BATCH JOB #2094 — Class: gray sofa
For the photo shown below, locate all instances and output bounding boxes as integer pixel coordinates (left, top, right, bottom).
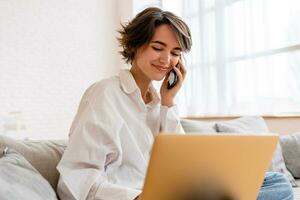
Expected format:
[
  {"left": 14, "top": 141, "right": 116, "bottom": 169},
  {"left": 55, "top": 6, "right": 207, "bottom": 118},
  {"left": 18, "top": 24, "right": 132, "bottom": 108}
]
[
  {"left": 1, "top": 116, "right": 300, "bottom": 199},
  {"left": 0, "top": 135, "right": 66, "bottom": 191}
]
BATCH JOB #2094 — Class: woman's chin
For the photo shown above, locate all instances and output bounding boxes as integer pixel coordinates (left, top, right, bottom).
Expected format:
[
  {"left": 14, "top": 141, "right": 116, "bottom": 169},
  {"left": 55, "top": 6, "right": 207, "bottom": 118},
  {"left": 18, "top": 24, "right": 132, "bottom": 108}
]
[{"left": 151, "top": 74, "right": 165, "bottom": 81}]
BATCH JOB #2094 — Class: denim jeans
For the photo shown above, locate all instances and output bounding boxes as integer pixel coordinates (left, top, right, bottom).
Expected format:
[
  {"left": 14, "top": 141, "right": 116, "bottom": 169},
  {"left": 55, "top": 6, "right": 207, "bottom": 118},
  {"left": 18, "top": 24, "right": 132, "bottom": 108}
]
[{"left": 257, "top": 172, "right": 294, "bottom": 200}]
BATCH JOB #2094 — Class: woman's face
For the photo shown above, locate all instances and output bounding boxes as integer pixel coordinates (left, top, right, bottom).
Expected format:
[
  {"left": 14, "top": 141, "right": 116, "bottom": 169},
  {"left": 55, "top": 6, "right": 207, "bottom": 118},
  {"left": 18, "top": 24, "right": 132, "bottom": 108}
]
[{"left": 134, "top": 24, "right": 182, "bottom": 81}]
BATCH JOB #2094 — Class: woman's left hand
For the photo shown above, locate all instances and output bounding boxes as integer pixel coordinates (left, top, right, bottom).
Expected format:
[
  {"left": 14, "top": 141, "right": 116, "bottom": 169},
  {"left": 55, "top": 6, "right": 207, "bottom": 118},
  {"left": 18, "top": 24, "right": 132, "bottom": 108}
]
[{"left": 160, "top": 58, "right": 187, "bottom": 107}]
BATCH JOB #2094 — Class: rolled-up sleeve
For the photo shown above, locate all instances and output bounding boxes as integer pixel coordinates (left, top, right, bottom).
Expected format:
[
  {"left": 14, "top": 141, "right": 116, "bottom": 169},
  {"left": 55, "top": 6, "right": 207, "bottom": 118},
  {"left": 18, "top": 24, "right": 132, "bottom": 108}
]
[
  {"left": 160, "top": 105, "right": 184, "bottom": 133},
  {"left": 57, "top": 100, "right": 140, "bottom": 200}
]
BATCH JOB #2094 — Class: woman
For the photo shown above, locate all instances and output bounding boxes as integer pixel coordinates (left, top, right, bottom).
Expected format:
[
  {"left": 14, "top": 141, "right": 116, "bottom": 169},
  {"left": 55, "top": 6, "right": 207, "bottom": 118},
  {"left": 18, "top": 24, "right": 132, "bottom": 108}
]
[{"left": 57, "top": 7, "right": 293, "bottom": 200}]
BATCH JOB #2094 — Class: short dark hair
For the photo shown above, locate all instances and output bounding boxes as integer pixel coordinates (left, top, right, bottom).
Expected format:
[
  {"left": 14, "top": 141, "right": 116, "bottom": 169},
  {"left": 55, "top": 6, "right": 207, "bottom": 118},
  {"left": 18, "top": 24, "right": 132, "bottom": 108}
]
[{"left": 118, "top": 7, "right": 192, "bottom": 64}]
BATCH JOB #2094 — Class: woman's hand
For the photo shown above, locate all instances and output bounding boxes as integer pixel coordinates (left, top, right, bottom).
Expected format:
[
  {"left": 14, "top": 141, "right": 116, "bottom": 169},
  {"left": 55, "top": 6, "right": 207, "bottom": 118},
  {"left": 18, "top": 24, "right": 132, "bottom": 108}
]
[{"left": 160, "top": 58, "right": 187, "bottom": 107}]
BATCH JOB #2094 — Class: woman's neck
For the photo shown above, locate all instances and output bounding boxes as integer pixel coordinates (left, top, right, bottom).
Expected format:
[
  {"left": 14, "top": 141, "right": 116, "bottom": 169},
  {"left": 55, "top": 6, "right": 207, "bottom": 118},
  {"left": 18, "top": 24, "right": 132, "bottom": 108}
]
[{"left": 130, "top": 65, "right": 152, "bottom": 104}]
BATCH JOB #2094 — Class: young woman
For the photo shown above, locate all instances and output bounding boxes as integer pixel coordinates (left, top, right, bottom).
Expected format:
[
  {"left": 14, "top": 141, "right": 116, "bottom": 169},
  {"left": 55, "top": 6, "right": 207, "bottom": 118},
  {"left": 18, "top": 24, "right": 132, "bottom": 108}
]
[{"left": 57, "top": 7, "right": 293, "bottom": 200}]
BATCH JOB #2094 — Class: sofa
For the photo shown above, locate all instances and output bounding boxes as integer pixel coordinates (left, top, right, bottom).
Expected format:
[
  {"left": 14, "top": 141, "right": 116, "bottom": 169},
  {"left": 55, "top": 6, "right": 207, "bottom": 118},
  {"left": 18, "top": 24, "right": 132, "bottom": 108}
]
[{"left": 1, "top": 116, "right": 300, "bottom": 199}]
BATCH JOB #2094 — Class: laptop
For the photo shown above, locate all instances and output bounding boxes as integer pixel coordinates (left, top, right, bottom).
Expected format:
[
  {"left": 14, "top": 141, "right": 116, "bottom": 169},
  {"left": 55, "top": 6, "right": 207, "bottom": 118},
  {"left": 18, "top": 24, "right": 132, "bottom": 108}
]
[{"left": 140, "top": 134, "right": 278, "bottom": 200}]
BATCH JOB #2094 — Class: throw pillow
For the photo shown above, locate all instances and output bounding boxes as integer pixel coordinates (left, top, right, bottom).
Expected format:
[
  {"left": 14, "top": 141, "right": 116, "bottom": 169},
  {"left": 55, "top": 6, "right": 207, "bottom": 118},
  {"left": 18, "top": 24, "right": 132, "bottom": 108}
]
[
  {"left": 181, "top": 119, "right": 217, "bottom": 134},
  {"left": 215, "top": 116, "right": 297, "bottom": 187},
  {"left": 0, "top": 135, "right": 67, "bottom": 189},
  {"left": 214, "top": 116, "right": 269, "bottom": 133},
  {"left": 0, "top": 147, "right": 58, "bottom": 200},
  {"left": 280, "top": 132, "right": 300, "bottom": 178}
]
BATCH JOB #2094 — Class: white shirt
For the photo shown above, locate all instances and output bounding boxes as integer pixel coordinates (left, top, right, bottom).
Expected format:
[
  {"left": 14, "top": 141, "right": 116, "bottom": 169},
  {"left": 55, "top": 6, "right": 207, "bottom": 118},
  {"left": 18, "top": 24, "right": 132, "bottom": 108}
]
[{"left": 57, "top": 69, "right": 184, "bottom": 200}]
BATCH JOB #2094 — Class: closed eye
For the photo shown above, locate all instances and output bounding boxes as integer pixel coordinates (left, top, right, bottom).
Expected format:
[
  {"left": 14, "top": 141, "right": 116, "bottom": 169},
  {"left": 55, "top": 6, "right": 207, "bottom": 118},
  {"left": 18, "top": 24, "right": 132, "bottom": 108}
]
[
  {"left": 152, "top": 46, "right": 162, "bottom": 51},
  {"left": 152, "top": 45, "right": 181, "bottom": 57},
  {"left": 171, "top": 52, "right": 180, "bottom": 57}
]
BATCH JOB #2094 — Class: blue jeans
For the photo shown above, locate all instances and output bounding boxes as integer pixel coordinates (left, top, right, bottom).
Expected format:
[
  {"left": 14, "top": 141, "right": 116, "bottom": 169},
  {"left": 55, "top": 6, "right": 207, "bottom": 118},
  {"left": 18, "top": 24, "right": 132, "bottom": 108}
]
[{"left": 257, "top": 172, "right": 294, "bottom": 200}]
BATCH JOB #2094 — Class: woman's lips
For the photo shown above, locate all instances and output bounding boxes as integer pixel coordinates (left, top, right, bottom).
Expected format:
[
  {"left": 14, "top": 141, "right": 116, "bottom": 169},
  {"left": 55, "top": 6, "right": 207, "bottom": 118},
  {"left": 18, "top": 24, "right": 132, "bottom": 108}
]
[{"left": 152, "top": 64, "right": 169, "bottom": 73}]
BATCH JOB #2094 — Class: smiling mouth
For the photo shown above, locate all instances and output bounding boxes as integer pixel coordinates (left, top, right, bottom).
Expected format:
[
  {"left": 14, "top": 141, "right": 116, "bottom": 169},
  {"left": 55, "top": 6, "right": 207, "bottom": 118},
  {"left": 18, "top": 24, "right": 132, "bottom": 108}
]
[{"left": 152, "top": 64, "right": 169, "bottom": 72}]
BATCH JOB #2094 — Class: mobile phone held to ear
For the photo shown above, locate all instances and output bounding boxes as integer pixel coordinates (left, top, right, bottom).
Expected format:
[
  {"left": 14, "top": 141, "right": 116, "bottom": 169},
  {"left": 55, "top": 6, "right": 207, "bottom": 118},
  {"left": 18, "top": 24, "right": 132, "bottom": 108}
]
[{"left": 167, "top": 63, "right": 179, "bottom": 89}]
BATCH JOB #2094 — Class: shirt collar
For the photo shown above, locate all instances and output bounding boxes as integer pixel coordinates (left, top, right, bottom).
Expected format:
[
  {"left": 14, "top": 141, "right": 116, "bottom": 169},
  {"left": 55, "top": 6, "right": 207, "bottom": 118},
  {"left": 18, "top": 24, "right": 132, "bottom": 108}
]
[
  {"left": 119, "top": 69, "right": 139, "bottom": 94},
  {"left": 148, "top": 84, "right": 160, "bottom": 105},
  {"left": 119, "top": 69, "right": 160, "bottom": 105}
]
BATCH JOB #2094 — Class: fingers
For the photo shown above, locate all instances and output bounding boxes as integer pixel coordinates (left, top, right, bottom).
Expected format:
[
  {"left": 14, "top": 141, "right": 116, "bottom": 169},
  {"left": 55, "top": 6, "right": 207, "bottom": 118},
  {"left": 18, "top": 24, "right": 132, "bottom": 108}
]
[
  {"left": 171, "top": 68, "right": 183, "bottom": 91},
  {"left": 173, "top": 58, "right": 187, "bottom": 84},
  {"left": 180, "top": 61, "right": 187, "bottom": 80},
  {"left": 173, "top": 66, "right": 183, "bottom": 83}
]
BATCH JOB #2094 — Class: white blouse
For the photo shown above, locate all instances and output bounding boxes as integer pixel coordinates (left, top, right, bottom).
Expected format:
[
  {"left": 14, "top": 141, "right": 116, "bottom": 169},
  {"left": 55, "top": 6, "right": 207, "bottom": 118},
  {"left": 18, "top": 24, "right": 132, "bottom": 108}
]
[{"left": 57, "top": 69, "right": 184, "bottom": 200}]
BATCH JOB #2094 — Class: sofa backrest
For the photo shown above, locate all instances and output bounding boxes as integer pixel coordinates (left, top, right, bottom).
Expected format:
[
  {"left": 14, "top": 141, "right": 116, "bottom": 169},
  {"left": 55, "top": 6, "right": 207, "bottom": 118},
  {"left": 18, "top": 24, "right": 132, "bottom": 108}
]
[{"left": 184, "top": 116, "right": 300, "bottom": 135}]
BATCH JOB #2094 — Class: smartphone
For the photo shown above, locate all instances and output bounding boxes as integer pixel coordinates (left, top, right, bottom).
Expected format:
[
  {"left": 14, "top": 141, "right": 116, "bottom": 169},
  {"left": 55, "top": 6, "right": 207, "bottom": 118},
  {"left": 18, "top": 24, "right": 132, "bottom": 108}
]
[{"left": 167, "top": 63, "right": 179, "bottom": 89}]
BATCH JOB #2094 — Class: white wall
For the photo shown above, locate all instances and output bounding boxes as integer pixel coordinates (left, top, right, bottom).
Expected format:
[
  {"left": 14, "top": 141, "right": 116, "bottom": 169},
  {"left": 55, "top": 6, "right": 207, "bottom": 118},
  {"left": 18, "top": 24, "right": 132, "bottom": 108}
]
[{"left": 0, "top": 0, "right": 128, "bottom": 139}]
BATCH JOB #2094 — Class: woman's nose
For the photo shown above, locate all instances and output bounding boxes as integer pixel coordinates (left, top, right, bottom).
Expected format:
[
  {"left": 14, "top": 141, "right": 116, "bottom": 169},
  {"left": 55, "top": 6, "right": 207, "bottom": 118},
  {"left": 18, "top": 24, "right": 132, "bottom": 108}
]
[{"left": 159, "top": 52, "right": 171, "bottom": 65}]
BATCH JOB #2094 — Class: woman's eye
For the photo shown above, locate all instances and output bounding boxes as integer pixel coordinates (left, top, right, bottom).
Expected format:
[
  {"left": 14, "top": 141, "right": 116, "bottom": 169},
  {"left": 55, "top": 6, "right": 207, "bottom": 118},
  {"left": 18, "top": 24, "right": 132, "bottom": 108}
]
[
  {"left": 171, "top": 52, "right": 180, "bottom": 57},
  {"left": 152, "top": 46, "right": 162, "bottom": 51}
]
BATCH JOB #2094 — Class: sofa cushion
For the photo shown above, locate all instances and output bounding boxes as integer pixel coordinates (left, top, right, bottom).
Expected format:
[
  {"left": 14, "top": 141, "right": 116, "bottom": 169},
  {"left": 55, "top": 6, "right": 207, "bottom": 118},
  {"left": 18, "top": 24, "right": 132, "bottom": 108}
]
[
  {"left": 280, "top": 132, "right": 300, "bottom": 178},
  {"left": 0, "top": 135, "right": 67, "bottom": 189},
  {"left": 0, "top": 148, "right": 58, "bottom": 200},
  {"left": 215, "top": 116, "right": 297, "bottom": 187},
  {"left": 181, "top": 119, "right": 217, "bottom": 134}
]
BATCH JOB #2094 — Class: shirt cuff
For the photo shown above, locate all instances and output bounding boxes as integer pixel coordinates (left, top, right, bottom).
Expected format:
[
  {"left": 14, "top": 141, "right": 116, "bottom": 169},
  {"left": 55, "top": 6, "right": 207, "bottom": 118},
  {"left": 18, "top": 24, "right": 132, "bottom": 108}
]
[{"left": 160, "top": 105, "right": 185, "bottom": 133}]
